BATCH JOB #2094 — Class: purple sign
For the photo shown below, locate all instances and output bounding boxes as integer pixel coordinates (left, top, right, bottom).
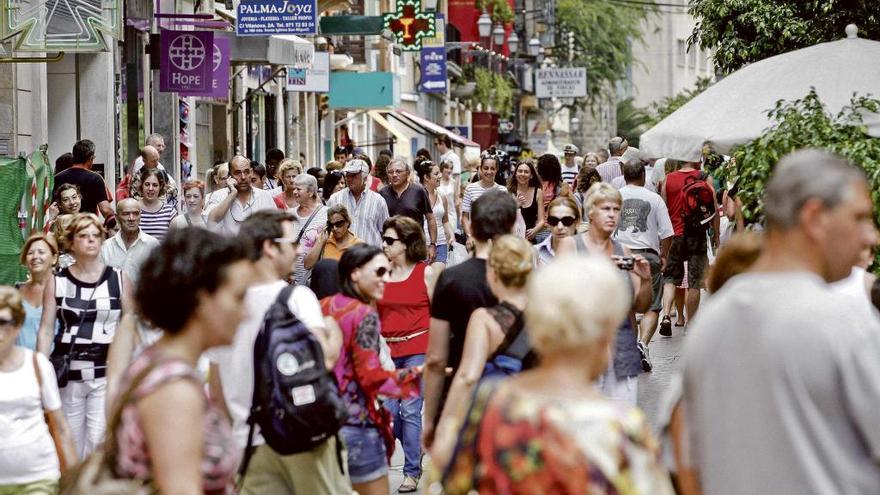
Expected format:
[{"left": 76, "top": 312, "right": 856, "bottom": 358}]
[
  {"left": 160, "top": 30, "right": 214, "bottom": 93},
  {"left": 179, "top": 37, "right": 231, "bottom": 99}
]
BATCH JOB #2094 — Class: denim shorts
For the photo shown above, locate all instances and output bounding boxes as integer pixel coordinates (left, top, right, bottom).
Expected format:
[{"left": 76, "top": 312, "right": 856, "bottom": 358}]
[
  {"left": 340, "top": 425, "right": 388, "bottom": 484},
  {"left": 434, "top": 243, "right": 449, "bottom": 264}
]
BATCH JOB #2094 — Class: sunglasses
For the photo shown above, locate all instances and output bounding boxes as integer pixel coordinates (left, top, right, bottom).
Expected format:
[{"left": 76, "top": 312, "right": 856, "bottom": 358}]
[
  {"left": 547, "top": 216, "right": 577, "bottom": 227},
  {"left": 374, "top": 267, "right": 391, "bottom": 277},
  {"left": 382, "top": 236, "right": 401, "bottom": 246},
  {"left": 328, "top": 219, "right": 347, "bottom": 229},
  {"left": 0, "top": 318, "right": 15, "bottom": 327}
]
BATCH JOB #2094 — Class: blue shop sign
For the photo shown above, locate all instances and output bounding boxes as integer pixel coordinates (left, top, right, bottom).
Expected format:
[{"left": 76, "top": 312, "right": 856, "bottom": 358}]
[
  {"left": 236, "top": 0, "right": 317, "bottom": 36},
  {"left": 419, "top": 46, "right": 447, "bottom": 93}
]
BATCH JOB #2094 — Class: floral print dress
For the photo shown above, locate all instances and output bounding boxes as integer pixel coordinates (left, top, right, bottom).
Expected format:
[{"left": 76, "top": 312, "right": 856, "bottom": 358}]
[
  {"left": 321, "top": 294, "right": 420, "bottom": 460},
  {"left": 441, "top": 380, "right": 675, "bottom": 495}
]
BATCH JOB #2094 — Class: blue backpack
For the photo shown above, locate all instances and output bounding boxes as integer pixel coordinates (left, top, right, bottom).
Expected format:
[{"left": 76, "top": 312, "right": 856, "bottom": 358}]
[{"left": 239, "top": 285, "right": 346, "bottom": 477}]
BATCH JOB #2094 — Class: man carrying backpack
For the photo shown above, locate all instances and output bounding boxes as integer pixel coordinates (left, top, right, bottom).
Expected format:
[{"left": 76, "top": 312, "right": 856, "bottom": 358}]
[
  {"left": 658, "top": 160, "right": 719, "bottom": 336},
  {"left": 207, "top": 210, "right": 351, "bottom": 494}
]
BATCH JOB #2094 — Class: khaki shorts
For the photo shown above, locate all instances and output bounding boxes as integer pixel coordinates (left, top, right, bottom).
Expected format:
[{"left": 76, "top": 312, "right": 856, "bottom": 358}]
[{"left": 238, "top": 439, "right": 352, "bottom": 495}]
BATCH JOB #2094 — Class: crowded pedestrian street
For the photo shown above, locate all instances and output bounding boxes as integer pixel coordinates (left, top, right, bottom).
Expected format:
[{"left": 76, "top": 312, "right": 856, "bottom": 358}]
[{"left": 3, "top": 1, "right": 880, "bottom": 494}]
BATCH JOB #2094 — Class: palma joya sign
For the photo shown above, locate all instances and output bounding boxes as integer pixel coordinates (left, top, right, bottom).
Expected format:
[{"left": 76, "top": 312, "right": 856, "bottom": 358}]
[{"left": 535, "top": 67, "right": 587, "bottom": 99}]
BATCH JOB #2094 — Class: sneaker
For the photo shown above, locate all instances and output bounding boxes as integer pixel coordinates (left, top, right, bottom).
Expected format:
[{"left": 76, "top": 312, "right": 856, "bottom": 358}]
[
  {"left": 659, "top": 316, "right": 672, "bottom": 337},
  {"left": 638, "top": 342, "right": 652, "bottom": 372},
  {"left": 399, "top": 475, "right": 420, "bottom": 493}
]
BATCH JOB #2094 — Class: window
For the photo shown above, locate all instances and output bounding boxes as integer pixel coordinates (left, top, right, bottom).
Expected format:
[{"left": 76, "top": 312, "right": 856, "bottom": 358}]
[
  {"left": 688, "top": 45, "right": 697, "bottom": 69},
  {"left": 676, "top": 39, "right": 686, "bottom": 67}
]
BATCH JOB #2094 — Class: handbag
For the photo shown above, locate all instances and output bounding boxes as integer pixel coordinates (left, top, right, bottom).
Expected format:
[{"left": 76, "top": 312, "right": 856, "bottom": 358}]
[
  {"left": 32, "top": 352, "right": 71, "bottom": 471},
  {"left": 51, "top": 285, "right": 96, "bottom": 389},
  {"left": 58, "top": 357, "right": 166, "bottom": 495}
]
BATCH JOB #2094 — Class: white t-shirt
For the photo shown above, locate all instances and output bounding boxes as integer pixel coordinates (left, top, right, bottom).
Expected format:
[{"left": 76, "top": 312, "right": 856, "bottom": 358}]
[
  {"left": 830, "top": 266, "right": 877, "bottom": 321},
  {"left": 207, "top": 282, "right": 326, "bottom": 448},
  {"left": 204, "top": 187, "right": 277, "bottom": 236},
  {"left": 461, "top": 182, "right": 507, "bottom": 214},
  {"left": 440, "top": 149, "right": 462, "bottom": 175},
  {"left": 615, "top": 185, "right": 674, "bottom": 253},
  {"left": 0, "top": 349, "right": 62, "bottom": 484}
]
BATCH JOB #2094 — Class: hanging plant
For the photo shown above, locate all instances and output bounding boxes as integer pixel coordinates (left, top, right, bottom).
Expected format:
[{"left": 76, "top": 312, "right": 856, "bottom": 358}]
[
  {"left": 475, "top": 0, "right": 514, "bottom": 24},
  {"left": 492, "top": 73, "right": 514, "bottom": 117},
  {"left": 473, "top": 67, "right": 494, "bottom": 111}
]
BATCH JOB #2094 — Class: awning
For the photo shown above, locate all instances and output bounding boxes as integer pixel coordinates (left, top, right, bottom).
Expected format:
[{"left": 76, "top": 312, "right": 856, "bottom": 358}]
[
  {"left": 212, "top": 6, "right": 314, "bottom": 68},
  {"left": 390, "top": 108, "right": 480, "bottom": 148},
  {"left": 368, "top": 111, "right": 417, "bottom": 161}
]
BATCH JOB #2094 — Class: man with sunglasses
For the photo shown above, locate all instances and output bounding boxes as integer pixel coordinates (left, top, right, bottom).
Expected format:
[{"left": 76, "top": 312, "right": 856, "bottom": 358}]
[
  {"left": 327, "top": 159, "right": 389, "bottom": 247},
  {"left": 207, "top": 210, "right": 349, "bottom": 495}
]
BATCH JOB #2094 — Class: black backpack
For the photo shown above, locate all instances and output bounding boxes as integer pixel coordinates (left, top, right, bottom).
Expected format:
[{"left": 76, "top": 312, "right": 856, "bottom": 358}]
[
  {"left": 239, "top": 285, "right": 346, "bottom": 477},
  {"left": 681, "top": 171, "right": 716, "bottom": 231}
]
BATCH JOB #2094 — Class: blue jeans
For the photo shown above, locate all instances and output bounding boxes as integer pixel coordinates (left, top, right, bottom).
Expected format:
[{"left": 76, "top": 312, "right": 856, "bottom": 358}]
[{"left": 384, "top": 353, "right": 424, "bottom": 478}]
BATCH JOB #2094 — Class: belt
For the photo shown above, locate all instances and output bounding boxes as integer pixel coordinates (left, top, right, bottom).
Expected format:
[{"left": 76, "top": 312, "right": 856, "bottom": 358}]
[
  {"left": 630, "top": 248, "right": 659, "bottom": 256},
  {"left": 68, "top": 367, "right": 107, "bottom": 381},
  {"left": 384, "top": 329, "right": 429, "bottom": 343}
]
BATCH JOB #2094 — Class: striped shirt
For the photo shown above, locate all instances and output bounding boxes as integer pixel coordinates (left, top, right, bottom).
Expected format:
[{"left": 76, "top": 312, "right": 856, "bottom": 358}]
[
  {"left": 139, "top": 201, "right": 177, "bottom": 241},
  {"left": 461, "top": 182, "right": 507, "bottom": 214},
  {"left": 561, "top": 164, "right": 579, "bottom": 187},
  {"left": 597, "top": 157, "right": 624, "bottom": 184},
  {"left": 327, "top": 188, "right": 389, "bottom": 247}
]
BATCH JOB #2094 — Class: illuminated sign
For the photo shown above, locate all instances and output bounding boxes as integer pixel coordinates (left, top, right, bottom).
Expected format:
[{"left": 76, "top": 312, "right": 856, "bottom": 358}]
[
  {"left": 1, "top": 0, "right": 122, "bottom": 52},
  {"left": 383, "top": 0, "right": 435, "bottom": 52}
]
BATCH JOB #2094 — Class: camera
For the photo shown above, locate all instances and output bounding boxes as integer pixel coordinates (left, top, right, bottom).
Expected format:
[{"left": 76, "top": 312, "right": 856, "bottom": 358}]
[{"left": 615, "top": 256, "right": 635, "bottom": 271}]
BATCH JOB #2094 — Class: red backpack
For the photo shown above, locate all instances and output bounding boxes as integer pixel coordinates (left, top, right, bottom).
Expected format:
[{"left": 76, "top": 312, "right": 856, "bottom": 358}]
[{"left": 681, "top": 171, "right": 716, "bottom": 231}]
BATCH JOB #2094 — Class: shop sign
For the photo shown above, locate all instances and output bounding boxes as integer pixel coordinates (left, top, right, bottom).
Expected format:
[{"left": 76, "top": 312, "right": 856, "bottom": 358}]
[
  {"left": 383, "top": 0, "right": 435, "bottom": 51},
  {"left": 286, "top": 51, "right": 330, "bottom": 92},
  {"left": 535, "top": 67, "right": 587, "bottom": 99},
  {"left": 179, "top": 37, "right": 231, "bottom": 99},
  {"left": 160, "top": 30, "right": 214, "bottom": 93},
  {"left": 236, "top": 0, "right": 318, "bottom": 36},
  {"left": 419, "top": 47, "right": 447, "bottom": 93},
  {"left": 446, "top": 126, "right": 469, "bottom": 138}
]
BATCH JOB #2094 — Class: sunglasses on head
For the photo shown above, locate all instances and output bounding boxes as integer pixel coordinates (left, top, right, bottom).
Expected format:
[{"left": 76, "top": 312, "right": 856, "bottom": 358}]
[
  {"left": 547, "top": 216, "right": 577, "bottom": 227},
  {"left": 382, "top": 236, "right": 401, "bottom": 246},
  {"left": 328, "top": 219, "right": 347, "bottom": 229}
]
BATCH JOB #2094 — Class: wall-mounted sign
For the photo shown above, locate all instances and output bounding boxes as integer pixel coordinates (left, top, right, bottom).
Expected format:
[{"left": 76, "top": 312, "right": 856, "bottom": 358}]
[
  {"left": 179, "top": 37, "right": 231, "bottom": 99},
  {"left": 383, "top": 0, "right": 435, "bottom": 51},
  {"left": 419, "top": 47, "right": 447, "bottom": 93},
  {"left": 1, "top": 0, "right": 123, "bottom": 51},
  {"left": 160, "top": 30, "right": 214, "bottom": 93},
  {"left": 286, "top": 51, "right": 330, "bottom": 92},
  {"left": 236, "top": 0, "right": 318, "bottom": 36},
  {"left": 535, "top": 67, "right": 587, "bottom": 99}
]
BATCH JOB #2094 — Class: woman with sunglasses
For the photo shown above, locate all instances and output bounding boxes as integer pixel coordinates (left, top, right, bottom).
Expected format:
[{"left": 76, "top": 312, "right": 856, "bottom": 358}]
[
  {"left": 303, "top": 204, "right": 363, "bottom": 269},
  {"left": 321, "top": 244, "right": 421, "bottom": 495},
  {"left": 376, "top": 216, "right": 438, "bottom": 493},
  {"left": 535, "top": 196, "right": 581, "bottom": 266},
  {"left": 561, "top": 182, "right": 652, "bottom": 406}
]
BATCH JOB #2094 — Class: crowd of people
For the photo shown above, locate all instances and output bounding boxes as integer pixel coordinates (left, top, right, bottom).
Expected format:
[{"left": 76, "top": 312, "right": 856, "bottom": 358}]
[{"left": 2, "top": 131, "right": 879, "bottom": 495}]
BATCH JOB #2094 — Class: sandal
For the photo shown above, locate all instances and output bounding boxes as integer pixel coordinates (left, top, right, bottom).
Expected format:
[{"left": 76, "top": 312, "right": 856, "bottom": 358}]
[{"left": 399, "top": 475, "right": 419, "bottom": 493}]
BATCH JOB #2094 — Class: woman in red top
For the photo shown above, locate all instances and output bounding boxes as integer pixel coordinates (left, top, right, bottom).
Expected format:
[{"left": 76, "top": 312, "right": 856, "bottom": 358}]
[{"left": 376, "top": 215, "right": 438, "bottom": 493}]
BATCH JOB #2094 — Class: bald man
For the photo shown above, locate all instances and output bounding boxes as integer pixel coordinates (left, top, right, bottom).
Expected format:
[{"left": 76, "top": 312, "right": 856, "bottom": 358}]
[{"left": 100, "top": 198, "right": 160, "bottom": 284}]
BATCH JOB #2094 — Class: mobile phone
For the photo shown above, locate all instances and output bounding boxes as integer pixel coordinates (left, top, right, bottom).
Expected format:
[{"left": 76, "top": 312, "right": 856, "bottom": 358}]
[{"left": 616, "top": 256, "right": 635, "bottom": 271}]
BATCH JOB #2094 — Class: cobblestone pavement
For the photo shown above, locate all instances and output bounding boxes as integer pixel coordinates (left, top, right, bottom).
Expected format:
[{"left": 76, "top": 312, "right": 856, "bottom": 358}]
[{"left": 387, "top": 323, "right": 688, "bottom": 494}]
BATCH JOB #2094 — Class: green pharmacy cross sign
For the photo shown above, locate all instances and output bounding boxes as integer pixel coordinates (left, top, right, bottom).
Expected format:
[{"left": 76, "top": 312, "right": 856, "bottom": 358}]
[
  {"left": 1, "top": 0, "right": 122, "bottom": 52},
  {"left": 383, "top": 0, "right": 435, "bottom": 52}
]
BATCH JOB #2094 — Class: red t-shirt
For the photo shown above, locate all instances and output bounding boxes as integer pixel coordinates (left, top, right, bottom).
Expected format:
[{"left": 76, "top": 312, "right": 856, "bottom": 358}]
[
  {"left": 376, "top": 262, "right": 430, "bottom": 357},
  {"left": 664, "top": 169, "right": 709, "bottom": 236}
]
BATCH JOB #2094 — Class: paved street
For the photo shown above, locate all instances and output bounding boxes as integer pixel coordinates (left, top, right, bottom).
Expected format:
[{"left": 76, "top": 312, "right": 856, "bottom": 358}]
[{"left": 387, "top": 322, "right": 687, "bottom": 493}]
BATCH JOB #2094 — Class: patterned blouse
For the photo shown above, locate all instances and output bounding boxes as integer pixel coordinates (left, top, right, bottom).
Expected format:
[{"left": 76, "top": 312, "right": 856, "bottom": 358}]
[
  {"left": 441, "top": 381, "right": 675, "bottom": 495},
  {"left": 114, "top": 347, "right": 239, "bottom": 494},
  {"left": 321, "top": 294, "right": 420, "bottom": 459}
]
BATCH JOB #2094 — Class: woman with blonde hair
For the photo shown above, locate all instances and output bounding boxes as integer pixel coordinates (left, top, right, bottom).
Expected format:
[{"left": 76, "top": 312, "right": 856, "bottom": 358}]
[
  {"left": 16, "top": 234, "right": 59, "bottom": 350},
  {"left": 37, "top": 213, "right": 134, "bottom": 457},
  {"left": 273, "top": 159, "right": 305, "bottom": 209},
  {"left": 562, "top": 182, "right": 652, "bottom": 406},
  {"left": 438, "top": 256, "right": 674, "bottom": 494},
  {"left": 431, "top": 235, "right": 537, "bottom": 470}
]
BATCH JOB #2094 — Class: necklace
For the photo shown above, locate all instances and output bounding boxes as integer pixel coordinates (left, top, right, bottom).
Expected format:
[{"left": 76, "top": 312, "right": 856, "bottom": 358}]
[{"left": 229, "top": 193, "right": 256, "bottom": 223}]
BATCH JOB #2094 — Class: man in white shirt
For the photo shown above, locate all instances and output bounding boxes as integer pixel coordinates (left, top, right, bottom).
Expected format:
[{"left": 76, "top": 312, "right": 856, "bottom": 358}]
[
  {"left": 679, "top": 149, "right": 880, "bottom": 495},
  {"left": 100, "top": 198, "right": 159, "bottom": 284},
  {"left": 614, "top": 159, "right": 674, "bottom": 371},
  {"left": 327, "top": 159, "right": 389, "bottom": 247},
  {"left": 130, "top": 134, "right": 171, "bottom": 182},
  {"left": 208, "top": 210, "right": 349, "bottom": 494},
  {"left": 205, "top": 155, "right": 277, "bottom": 235},
  {"left": 434, "top": 134, "right": 461, "bottom": 177}
]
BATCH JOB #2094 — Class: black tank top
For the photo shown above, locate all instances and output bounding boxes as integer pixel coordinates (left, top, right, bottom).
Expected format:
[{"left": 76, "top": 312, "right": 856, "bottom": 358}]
[{"left": 519, "top": 187, "right": 539, "bottom": 230}]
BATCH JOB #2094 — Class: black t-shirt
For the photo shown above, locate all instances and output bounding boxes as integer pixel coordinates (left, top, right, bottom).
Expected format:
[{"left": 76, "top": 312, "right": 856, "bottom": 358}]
[
  {"left": 430, "top": 258, "right": 498, "bottom": 389},
  {"left": 54, "top": 167, "right": 111, "bottom": 215},
  {"left": 380, "top": 183, "right": 432, "bottom": 227}
]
